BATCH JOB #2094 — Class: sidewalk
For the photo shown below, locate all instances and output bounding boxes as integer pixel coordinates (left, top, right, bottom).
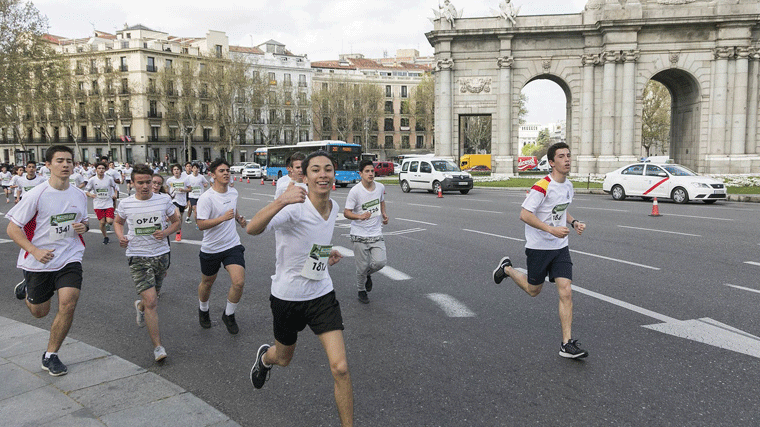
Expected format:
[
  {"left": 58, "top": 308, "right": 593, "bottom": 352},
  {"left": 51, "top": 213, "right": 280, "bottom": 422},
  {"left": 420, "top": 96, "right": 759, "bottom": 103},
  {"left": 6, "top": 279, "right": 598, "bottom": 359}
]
[{"left": 0, "top": 316, "right": 240, "bottom": 427}]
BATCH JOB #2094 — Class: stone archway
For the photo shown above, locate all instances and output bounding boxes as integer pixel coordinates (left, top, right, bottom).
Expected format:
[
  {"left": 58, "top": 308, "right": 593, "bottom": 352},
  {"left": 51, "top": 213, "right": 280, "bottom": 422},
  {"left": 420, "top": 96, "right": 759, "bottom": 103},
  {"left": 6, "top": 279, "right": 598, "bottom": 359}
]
[
  {"left": 648, "top": 69, "right": 701, "bottom": 169},
  {"left": 522, "top": 74, "right": 572, "bottom": 156}
]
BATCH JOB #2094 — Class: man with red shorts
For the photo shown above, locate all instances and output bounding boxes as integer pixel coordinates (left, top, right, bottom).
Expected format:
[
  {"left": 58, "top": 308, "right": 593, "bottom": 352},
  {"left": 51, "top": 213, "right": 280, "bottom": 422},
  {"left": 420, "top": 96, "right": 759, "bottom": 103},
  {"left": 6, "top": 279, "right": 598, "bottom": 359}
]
[{"left": 85, "top": 162, "right": 119, "bottom": 244}]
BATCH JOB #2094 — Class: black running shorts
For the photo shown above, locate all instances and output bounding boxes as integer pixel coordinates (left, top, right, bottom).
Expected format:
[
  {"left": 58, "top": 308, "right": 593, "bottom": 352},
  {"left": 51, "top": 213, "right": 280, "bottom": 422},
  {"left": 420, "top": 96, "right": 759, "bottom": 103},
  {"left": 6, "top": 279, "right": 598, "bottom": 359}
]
[
  {"left": 270, "top": 291, "right": 344, "bottom": 346},
  {"left": 525, "top": 246, "right": 573, "bottom": 286},
  {"left": 172, "top": 201, "right": 186, "bottom": 213},
  {"left": 24, "top": 262, "right": 83, "bottom": 305},
  {"left": 199, "top": 244, "right": 245, "bottom": 277}
]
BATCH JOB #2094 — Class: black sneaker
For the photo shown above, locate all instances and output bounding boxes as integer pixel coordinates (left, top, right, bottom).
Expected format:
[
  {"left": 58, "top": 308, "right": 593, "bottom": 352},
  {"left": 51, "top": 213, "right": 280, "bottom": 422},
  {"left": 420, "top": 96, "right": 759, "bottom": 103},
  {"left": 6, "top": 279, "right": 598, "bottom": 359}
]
[
  {"left": 559, "top": 339, "right": 589, "bottom": 359},
  {"left": 357, "top": 290, "right": 369, "bottom": 304},
  {"left": 103, "top": 236, "right": 109, "bottom": 245},
  {"left": 492, "top": 256, "right": 512, "bottom": 284},
  {"left": 199, "top": 308, "right": 211, "bottom": 329},
  {"left": 14, "top": 279, "right": 26, "bottom": 300},
  {"left": 221, "top": 312, "right": 239, "bottom": 334},
  {"left": 41, "top": 353, "right": 68, "bottom": 376},
  {"left": 365, "top": 275, "right": 373, "bottom": 292},
  {"left": 250, "top": 344, "right": 271, "bottom": 389}
]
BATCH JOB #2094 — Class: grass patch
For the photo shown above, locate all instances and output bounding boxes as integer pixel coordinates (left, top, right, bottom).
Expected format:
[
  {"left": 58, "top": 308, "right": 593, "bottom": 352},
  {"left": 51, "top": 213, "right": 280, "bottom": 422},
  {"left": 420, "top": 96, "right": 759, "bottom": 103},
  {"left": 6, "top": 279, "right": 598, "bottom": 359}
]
[{"left": 727, "top": 186, "right": 760, "bottom": 194}]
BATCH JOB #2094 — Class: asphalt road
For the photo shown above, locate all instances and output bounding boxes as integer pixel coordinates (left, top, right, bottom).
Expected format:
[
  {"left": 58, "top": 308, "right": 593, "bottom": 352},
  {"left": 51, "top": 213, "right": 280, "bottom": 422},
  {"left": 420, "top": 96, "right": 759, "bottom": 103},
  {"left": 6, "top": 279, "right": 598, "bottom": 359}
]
[{"left": 1, "top": 180, "right": 759, "bottom": 426}]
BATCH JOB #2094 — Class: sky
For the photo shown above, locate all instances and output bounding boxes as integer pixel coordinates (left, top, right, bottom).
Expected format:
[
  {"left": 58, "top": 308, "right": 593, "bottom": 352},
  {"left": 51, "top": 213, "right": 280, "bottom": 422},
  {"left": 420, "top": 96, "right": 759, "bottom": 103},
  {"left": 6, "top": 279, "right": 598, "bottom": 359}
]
[{"left": 34, "top": 0, "right": 588, "bottom": 125}]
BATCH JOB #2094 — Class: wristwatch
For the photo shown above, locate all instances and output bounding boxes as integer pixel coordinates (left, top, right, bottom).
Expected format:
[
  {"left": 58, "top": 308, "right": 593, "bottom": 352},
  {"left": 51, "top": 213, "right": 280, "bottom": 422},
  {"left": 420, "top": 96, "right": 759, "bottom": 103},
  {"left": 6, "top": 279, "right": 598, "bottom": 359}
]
[{"left": 570, "top": 219, "right": 579, "bottom": 227}]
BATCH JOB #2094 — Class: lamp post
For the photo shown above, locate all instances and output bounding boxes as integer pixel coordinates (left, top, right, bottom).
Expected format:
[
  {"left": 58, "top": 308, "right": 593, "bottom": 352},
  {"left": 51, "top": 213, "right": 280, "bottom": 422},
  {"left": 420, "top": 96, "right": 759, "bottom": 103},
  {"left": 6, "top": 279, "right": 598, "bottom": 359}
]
[{"left": 294, "top": 111, "right": 301, "bottom": 142}]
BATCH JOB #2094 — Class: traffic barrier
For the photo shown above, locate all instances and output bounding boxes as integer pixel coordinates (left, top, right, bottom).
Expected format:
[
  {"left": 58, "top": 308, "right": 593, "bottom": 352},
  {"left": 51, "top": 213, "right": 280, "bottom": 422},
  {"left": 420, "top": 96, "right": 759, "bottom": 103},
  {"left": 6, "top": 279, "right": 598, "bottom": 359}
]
[{"left": 649, "top": 197, "right": 662, "bottom": 217}]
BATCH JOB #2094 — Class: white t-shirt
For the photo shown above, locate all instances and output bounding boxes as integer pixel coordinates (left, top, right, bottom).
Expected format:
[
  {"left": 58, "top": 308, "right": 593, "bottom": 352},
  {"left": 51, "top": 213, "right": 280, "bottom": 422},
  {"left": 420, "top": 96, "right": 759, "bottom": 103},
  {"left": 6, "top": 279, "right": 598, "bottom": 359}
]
[
  {"left": 196, "top": 186, "right": 241, "bottom": 253},
  {"left": 345, "top": 182, "right": 385, "bottom": 237},
  {"left": 38, "top": 166, "right": 50, "bottom": 178},
  {"left": 186, "top": 174, "right": 209, "bottom": 199},
  {"left": 122, "top": 167, "right": 133, "bottom": 181},
  {"left": 275, "top": 174, "right": 308, "bottom": 199},
  {"left": 265, "top": 198, "right": 338, "bottom": 301},
  {"left": 106, "top": 168, "right": 121, "bottom": 183},
  {"left": 1, "top": 171, "right": 12, "bottom": 186},
  {"left": 166, "top": 176, "right": 190, "bottom": 206},
  {"left": 521, "top": 175, "right": 574, "bottom": 250},
  {"left": 82, "top": 168, "right": 95, "bottom": 179},
  {"left": 85, "top": 175, "right": 118, "bottom": 210},
  {"left": 116, "top": 193, "right": 176, "bottom": 257},
  {"left": 6, "top": 181, "right": 88, "bottom": 272},
  {"left": 16, "top": 175, "right": 47, "bottom": 197},
  {"left": 69, "top": 173, "right": 85, "bottom": 188}
]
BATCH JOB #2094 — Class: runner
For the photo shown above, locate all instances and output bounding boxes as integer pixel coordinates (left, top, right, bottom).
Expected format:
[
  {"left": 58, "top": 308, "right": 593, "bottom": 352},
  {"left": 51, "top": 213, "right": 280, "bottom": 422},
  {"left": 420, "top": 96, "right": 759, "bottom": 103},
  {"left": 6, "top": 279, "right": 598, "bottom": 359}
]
[
  {"left": 181, "top": 161, "right": 192, "bottom": 178},
  {"left": 274, "top": 152, "right": 307, "bottom": 198},
  {"left": 492, "top": 142, "right": 589, "bottom": 359},
  {"left": 1, "top": 164, "right": 12, "bottom": 203},
  {"left": 38, "top": 164, "right": 50, "bottom": 179},
  {"left": 84, "top": 162, "right": 119, "bottom": 245},
  {"left": 114, "top": 164, "right": 180, "bottom": 362},
  {"left": 185, "top": 163, "right": 209, "bottom": 224},
  {"left": 68, "top": 168, "right": 87, "bottom": 190},
  {"left": 165, "top": 164, "right": 191, "bottom": 241},
  {"left": 14, "top": 161, "right": 47, "bottom": 204},
  {"left": 343, "top": 159, "right": 389, "bottom": 304},
  {"left": 9, "top": 166, "right": 23, "bottom": 203},
  {"left": 247, "top": 150, "right": 353, "bottom": 427},
  {"left": 122, "top": 162, "right": 134, "bottom": 195},
  {"left": 152, "top": 174, "right": 169, "bottom": 195},
  {"left": 195, "top": 159, "right": 248, "bottom": 334},
  {"left": 5, "top": 145, "right": 89, "bottom": 376}
]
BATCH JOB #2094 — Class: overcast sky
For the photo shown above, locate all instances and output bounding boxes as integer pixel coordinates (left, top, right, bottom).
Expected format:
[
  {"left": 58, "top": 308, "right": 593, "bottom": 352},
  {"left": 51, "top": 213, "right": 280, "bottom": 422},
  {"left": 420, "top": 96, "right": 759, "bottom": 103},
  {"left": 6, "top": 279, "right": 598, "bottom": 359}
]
[{"left": 35, "top": 0, "right": 588, "bottom": 125}]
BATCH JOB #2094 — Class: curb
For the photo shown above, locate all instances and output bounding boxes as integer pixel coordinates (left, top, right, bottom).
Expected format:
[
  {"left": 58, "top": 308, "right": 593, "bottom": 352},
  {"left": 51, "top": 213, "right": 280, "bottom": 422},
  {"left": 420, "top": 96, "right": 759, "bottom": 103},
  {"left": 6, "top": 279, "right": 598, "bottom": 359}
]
[{"left": 472, "top": 185, "right": 760, "bottom": 202}]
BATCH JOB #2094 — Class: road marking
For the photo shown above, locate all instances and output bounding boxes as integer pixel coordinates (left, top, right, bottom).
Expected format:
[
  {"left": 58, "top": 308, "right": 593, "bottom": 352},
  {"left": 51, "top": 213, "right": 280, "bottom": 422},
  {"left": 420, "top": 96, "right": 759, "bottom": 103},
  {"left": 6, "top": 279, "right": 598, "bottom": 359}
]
[
  {"left": 0, "top": 238, "right": 13, "bottom": 244},
  {"left": 384, "top": 228, "right": 425, "bottom": 236},
  {"left": 663, "top": 213, "right": 734, "bottom": 221},
  {"left": 569, "top": 249, "right": 660, "bottom": 270},
  {"left": 574, "top": 206, "right": 629, "bottom": 212},
  {"left": 744, "top": 261, "right": 760, "bottom": 267},
  {"left": 459, "top": 208, "right": 503, "bottom": 214},
  {"left": 407, "top": 203, "right": 441, "bottom": 209},
  {"left": 88, "top": 229, "right": 113, "bottom": 234},
  {"left": 396, "top": 218, "right": 438, "bottom": 226},
  {"left": 724, "top": 283, "right": 760, "bottom": 295},
  {"left": 174, "top": 239, "right": 203, "bottom": 246},
  {"left": 241, "top": 197, "right": 260, "bottom": 201},
  {"left": 462, "top": 228, "right": 525, "bottom": 242},
  {"left": 333, "top": 246, "right": 411, "bottom": 280},
  {"left": 616, "top": 225, "right": 702, "bottom": 237},
  {"left": 334, "top": 246, "right": 354, "bottom": 257},
  {"left": 426, "top": 293, "right": 475, "bottom": 317},
  {"left": 465, "top": 199, "right": 493, "bottom": 203}
]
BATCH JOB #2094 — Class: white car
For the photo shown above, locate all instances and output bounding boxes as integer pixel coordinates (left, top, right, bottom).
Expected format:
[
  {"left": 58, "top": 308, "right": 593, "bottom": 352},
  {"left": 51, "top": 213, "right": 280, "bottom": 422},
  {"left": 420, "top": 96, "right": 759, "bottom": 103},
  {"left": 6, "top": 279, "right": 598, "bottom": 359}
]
[
  {"left": 603, "top": 162, "right": 727, "bottom": 204},
  {"left": 241, "top": 163, "right": 263, "bottom": 178},
  {"left": 229, "top": 163, "right": 249, "bottom": 174},
  {"left": 398, "top": 157, "right": 473, "bottom": 194},
  {"left": 393, "top": 163, "right": 401, "bottom": 174}
]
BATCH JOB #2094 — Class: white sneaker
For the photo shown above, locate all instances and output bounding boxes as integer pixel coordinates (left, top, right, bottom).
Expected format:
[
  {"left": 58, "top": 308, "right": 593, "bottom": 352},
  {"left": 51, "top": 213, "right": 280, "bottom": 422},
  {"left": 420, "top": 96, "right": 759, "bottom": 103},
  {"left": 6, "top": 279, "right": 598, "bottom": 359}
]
[
  {"left": 154, "top": 345, "right": 167, "bottom": 362},
  {"left": 134, "top": 300, "right": 145, "bottom": 327},
  {"left": 185, "top": 217, "right": 191, "bottom": 224}
]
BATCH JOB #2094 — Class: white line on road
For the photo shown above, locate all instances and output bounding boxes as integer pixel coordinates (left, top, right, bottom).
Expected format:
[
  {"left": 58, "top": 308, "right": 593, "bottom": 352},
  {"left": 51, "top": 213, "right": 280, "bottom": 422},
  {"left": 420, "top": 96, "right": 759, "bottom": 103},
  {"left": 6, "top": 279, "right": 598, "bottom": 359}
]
[
  {"left": 661, "top": 213, "right": 734, "bottom": 221},
  {"left": 333, "top": 246, "right": 411, "bottom": 280},
  {"left": 569, "top": 249, "right": 661, "bottom": 270},
  {"left": 0, "top": 238, "right": 13, "bottom": 244},
  {"left": 465, "top": 199, "right": 493, "bottom": 203},
  {"left": 384, "top": 228, "right": 425, "bottom": 236},
  {"left": 744, "top": 261, "right": 760, "bottom": 267},
  {"left": 616, "top": 225, "right": 702, "bottom": 237},
  {"left": 407, "top": 203, "right": 442, "bottom": 209},
  {"left": 724, "top": 283, "right": 760, "bottom": 295},
  {"left": 462, "top": 228, "right": 525, "bottom": 242},
  {"left": 396, "top": 218, "right": 438, "bottom": 226},
  {"left": 241, "top": 197, "right": 260, "bottom": 201},
  {"left": 574, "top": 206, "right": 629, "bottom": 212},
  {"left": 459, "top": 208, "right": 503, "bottom": 214},
  {"left": 426, "top": 293, "right": 476, "bottom": 317},
  {"left": 174, "top": 239, "right": 203, "bottom": 246},
  {"left": 333, "top": 246, "right": 354, "bottom": 257}
]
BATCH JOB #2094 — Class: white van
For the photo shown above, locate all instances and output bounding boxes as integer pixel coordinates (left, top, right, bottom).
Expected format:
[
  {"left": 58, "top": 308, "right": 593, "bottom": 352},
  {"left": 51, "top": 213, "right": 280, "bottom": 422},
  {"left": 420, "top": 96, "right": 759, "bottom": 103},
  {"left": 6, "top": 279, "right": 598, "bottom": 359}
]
[
  {"left": 398, "top": 157, "right": 473, "bottom": 194},
  {"left": 535, "top": 155, "right": 551, "bottom": 172}
]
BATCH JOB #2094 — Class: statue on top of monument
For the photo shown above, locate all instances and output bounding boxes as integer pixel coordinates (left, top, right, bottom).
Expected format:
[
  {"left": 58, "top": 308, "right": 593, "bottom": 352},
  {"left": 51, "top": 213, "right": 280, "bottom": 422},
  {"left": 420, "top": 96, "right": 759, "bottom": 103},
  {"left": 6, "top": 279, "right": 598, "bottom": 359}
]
[
  {"left": 492, "top": 0, "right": 520, "bottom": 25},
  {"left": 430, "top": 0, "right": 463, "bottom": 28}
]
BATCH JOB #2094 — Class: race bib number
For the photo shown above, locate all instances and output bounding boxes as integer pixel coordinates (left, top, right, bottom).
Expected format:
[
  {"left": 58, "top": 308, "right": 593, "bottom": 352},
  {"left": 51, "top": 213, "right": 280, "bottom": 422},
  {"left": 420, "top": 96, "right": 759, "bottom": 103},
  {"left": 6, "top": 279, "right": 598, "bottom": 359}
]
[
  {"left": 49, "top": 213, "right": 77, "bottom": 242},
  {"left": 96, "top": 188, "right": 110, "bottom": 199},
  {"left": 551, "top": 202, "right": 570, "bottom": 227},
  {"left": 171, "top": 182, "right": 185, "bottom": 189},
  {"left": 23, "top": 186, "right": 36, "bottom": 192},
  {"left": 361, "top": 199, "right": 381, "bottom": 218},
  {"left": 300, "top": 244, "right": 332, "bottom": 280},
  {"left": 1, "top": 178, "right": 9, "bottom": 186},
  {"left": 191, "top": 186, "right": 202, "bottom": 197},
  {"left": 132, "top": 211, "right": 162, "bottom": 236}
]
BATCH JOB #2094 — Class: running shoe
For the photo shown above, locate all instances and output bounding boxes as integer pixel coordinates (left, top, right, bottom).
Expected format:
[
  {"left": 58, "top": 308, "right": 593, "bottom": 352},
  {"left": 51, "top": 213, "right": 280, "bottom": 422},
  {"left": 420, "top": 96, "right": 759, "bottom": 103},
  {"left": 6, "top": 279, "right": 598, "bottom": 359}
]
[
  {"left": 14, "top": 279, "right": 26, "bottom": 300},
  {"left": 134, "top": 300, "right": 145, "bottom": 327},
  {"left": 559, "top": 339, "right": 589, "bottom": 359},
  {"left": 357, "top": 290, "right": 369, "bottom": 304},
  {"left": 365, "top": 275, "right": 373, "bottom": 292},
  {"left": 154, "top": 346, "right": 167, "bottom": 362},
  {"left": 103, "top": 236, "right": 110, "bottom": 245},
  {"left": 175, "top": 231, "right": 182, "bottom": 242},
  {"left": 221, "top": 312, "right": 239, "bottom": 334},
  {"left": 492, "top": 256, "right": 512, "bottom": 284},
  {"left": 199, "top": 308, "right": 211, "bottom": 329},
  {"left": 250, "top": 344, "right": 271, "bottom": 389},
  {"left": 41, "top": 353, "right": 68, "bottom": 376},
  {"left": 185, "top": 217, "right": 191, "bottom": 224}
]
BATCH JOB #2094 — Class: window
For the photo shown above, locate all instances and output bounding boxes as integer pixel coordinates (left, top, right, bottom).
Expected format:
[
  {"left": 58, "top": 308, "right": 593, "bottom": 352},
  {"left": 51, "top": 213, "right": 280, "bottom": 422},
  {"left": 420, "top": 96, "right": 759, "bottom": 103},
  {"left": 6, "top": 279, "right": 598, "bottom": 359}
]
[
  {"left": 120, "top": 78, "right": 129, "bottom": 93},
  {"left": 150, "top": 126, "right": 159, "bottom": 142},
  {"left": 401, "top": 85, "right": 407, "bottom": 98},
  {"left": 90, "top": 59, "right": 97, "bottom": 73},
  {"left": 285, "top": 110, "right": 292, "bottom": 124},
  {"left": 385, "top": 101, "right": 393, "bottom": 113},
  {"left": 299, "top": 74, "right": 307, "bottom": 87},
  {"left": 203, "top": 128, "right": 211, "bottom": 142},
  {"left": 165, "top": 59, "right": 172, "bottom": 70},
  {"left": 416, "top": 135, "right": 424, "bottom": 149},
  {"left": 199, "top": 63, "right": 207, "bottom": 75},
  {"left": 121, "top": 100, "right": 130, "bottom": 114},
  {"left": 298, "top": 92, "right": 307, "bottom": 104},
  {"left": 283, "top": 73, "right": 291, "bottom": 86},
  {"left": 269, "top": 109, "right": 277, "bottom": 123},
  {"left": 149, "top": 101, "right": 158, "bottom": 117},
  {"left": 215, "top": 44, "right": 222, "bottom": 58},
  {"left": 147, "top": 56, "right": 156, "bottom": 72},
  {"left": 269, "top": 72, "right": 276, "bottom": 84},
  {"left": 400, "top": 118, "right": 409, "bottom": 129},
  {"left": 645, "top": 165, "right": 665, "bottom": 176},
  {"left": 386, "top": 85, "right": 392, "bottom": 97},
  {"left": 621, "top": 165, "right": 644, "bottom": 175},
  {"left": 401, "top": 135, "right": 410, "bottom": 149},
  {"left": 322, "top": 82, "right": 328, "bottom": 91},
  {"left": 370, "top": 135, "right": 378, "bottom": 149},
  {"left": 419, "top": 161, "right": 431, "bottom": 173},
  {"left": 120, "top": 56, "right": 128, "bottom": 71},
  {"left": 122, "top": 126, "right": 131, "bottom": 137},
  {"left": 384, "top": 118, "right": 394, "bottom": 131},
  {"left": 268, "top": 91, "right": 277, "bottom": 104},
  {"left": 409, "top": 161, "right": 418, "bottom": 172},
  {"left": 385, "top": 135, "right": 394, "bottom": 149}
]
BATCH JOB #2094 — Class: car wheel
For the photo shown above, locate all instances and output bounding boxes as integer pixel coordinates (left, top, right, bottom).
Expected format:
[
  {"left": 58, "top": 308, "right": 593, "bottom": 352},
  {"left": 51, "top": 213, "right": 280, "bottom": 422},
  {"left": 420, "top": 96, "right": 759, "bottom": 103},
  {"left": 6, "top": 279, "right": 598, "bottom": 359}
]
[
  {"left": 400, "top": 180, "right": 410, "bottom": 193},
  {"left": 703, "top": 200, "right": 717, "bottom": 204},
  {"left": 432, "top": 181, "right": 441, "bottom": 194},
  {"left": 460, "top": 189, "right": 470, "bottom": 194},
  {"left": 611, "top": 185, "right": 626, "bottom": 201},
  {"left": 641, "top": 196, "right": 652, "bottom": 201},
  {"left": 672, "top": 187, "right": 689, "bottom": 204}
]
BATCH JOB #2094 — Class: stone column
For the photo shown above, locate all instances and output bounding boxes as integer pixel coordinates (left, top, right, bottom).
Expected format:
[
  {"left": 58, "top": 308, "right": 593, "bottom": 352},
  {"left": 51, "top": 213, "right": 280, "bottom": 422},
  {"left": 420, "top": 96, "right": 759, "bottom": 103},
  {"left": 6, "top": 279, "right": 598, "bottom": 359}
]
[
  {"left": 711, "top": 47, "right": 731, "bottom": 154},
  {"left": 580, "top": 54, "right": 598, "bottom": 156},
  {"left": 747, "top": 48, "right": 760, "bottom": 154},
  {"left": 497, "top": 56, "right": 513, "bottom": 158},
  {"left": 601, "top": 51, "right": 618, "bottom": 156},
  {"left": 731, "top": 46, "right": 750, "bottom": 155},
  {"left": 436, "top": 58, "right": 454, "bottom": 157},
  {"left": 621, "top": 50, "right": 639, "bottom": 157}
]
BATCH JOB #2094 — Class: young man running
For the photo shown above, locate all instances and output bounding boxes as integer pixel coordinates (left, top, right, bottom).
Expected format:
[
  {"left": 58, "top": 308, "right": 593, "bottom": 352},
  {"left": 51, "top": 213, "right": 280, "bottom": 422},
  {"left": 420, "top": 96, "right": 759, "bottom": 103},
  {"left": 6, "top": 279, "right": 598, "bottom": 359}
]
[
  {"left": 196, "top": 159, "right": 248, "bottom": 334},
  {"left": 1, "top": 165, "right": 12, "bottom": 203},
  {"left": 344, "top": 159, "right": 388, "bottom": 304},
  {"left": 166, "top": 164, "right": 191, "bottom": 241},
  {"left": 115, "top": 164, "right": 180, "bottom": 362},
  {"left": 493, "top": 142, "right": 589, "bottom": 359},
  {"left": 14, "top": 161, "right": 47, "bottom": 203},
  {"left": 122, "top": 162, "right": 134, "bottom": 194},
  {"left": 185, "top": 163, "right": 209, "bottom": 224},
  {"left": 85, "top": 162, "right": 119, "bottom": 245},
  {"left": 247, "top": 151, "right": 353, "bottom": 427},
  {"left": 274, "top": 152, "right": 306, "bottom": 198},
  {"left": 5, "top": 145, "right": 89, "bottom": 376}
]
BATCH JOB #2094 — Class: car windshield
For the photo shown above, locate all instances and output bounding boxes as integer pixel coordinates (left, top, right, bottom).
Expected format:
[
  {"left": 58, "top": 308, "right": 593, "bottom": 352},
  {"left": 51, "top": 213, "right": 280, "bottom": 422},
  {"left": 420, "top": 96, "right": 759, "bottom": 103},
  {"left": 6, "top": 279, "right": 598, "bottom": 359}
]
[
  {"left": 662, "top": 165, "right": 697, "bottom": 176},
  {"left": 431, "top": 160, "right": 460, "bottom": 172}
]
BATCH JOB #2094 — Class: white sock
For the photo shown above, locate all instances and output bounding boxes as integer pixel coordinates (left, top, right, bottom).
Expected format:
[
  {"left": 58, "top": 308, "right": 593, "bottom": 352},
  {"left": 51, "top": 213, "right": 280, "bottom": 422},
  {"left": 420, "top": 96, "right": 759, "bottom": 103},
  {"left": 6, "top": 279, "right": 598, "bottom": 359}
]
[
  {"left": 44, "top": 352, "right": 56, "bottom": 359},
  {"left": 225, "top": 300, "right": 237, "bottom": 316},
  {"left": 199, "top": 300, "right": 209, "bottom": 311}
]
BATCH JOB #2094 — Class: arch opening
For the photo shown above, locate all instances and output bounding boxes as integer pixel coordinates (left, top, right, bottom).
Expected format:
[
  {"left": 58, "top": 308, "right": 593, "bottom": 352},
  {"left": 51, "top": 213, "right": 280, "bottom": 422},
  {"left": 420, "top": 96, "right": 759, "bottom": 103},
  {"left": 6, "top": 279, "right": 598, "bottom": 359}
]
[{"left": 519, "top": 75, "right": 571, "bottom": 162}]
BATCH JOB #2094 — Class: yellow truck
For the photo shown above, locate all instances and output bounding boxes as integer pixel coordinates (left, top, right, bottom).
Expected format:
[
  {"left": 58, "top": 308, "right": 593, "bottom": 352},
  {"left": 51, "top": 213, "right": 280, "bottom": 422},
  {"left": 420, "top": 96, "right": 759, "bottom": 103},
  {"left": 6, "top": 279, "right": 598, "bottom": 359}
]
[{"left": 459, "top": 154, "right": 491, "bottom": 170}]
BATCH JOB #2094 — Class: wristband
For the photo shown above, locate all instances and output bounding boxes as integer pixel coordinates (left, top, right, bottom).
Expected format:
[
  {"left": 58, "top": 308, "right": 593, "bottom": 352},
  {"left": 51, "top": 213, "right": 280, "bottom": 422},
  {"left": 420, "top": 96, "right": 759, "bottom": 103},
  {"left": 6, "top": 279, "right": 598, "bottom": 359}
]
[{"left": 571, "top": 219, "right": 579, "bottom": 227}]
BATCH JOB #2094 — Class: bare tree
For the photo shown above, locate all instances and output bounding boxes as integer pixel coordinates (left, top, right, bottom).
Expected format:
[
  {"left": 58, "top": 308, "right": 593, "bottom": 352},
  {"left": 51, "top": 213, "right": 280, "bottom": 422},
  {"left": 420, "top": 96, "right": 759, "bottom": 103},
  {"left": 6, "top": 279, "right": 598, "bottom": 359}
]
[
  {"left": 207, "top": 54, "right": 252, "bottom": 160},
  {"left": 410, "top": 74, "right": 434, "bottom": 148},
  {"left": 311, "top": 76, "right": 382, "bottom": 146},
  {"left": 641, "top": 80, "right": 671, "bottom": 157},
  {"left": 158, "top": 59, "right": 200, "bottom": 162},
  {"left": 462, "top": 116, "right": 492, "bottom": 154}
]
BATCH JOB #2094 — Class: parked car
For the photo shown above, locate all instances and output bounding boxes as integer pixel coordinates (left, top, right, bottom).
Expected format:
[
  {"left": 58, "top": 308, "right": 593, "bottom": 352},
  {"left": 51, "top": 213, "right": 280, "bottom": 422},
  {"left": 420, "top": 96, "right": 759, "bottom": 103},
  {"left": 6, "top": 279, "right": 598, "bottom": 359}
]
[
  {"left": 241, "top": 163, "right": 263, "bottom": 179},
  {"left": 602, "top": 162, "right": 727, "bottom": 204},
  {"left": 398, "top": 157, "right": 473, "bottom": 194},
  {"left": 230, "top": 163, "right": 249, "bottom": 174},
  {"left": 373, "top": 161, "right": 394, "bottom": 177},
  {"left": 393, "top": 163, "right": 401, "bottom": 174},
  {"left": 466, "top": 165, "right": 491, "bottom": 172}
]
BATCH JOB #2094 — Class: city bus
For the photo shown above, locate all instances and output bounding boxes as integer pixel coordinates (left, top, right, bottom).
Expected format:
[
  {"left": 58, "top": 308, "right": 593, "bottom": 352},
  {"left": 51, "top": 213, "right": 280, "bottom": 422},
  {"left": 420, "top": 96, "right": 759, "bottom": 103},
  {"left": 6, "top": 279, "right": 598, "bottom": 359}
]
[
  {"left": 266, "top": 141, "right": 362, "bottom": 187},
  {"left": 253, "top": 147, "right": 268, "bottom": 177}
]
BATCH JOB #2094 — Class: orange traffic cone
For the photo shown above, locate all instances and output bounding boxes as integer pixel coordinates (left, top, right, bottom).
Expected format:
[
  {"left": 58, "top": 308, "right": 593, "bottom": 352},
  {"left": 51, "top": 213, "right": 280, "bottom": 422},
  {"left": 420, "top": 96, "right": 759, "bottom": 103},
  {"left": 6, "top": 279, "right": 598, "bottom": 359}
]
[
  {"left": 649, "top": 197, "right": 661, "bottom": 217},
  {"left": 272, "top": 179, "right": 276, "bottom": 186},
  {"left": 260, "top": 178, "right": 264, "bottom": 185},
  {"left": 332, "top": 182, "right": 336, "bottom": 190},
  {"left": 437, "top": 188, "right": 443, "bottom": 198},
  {"left": 247, "top": 177, "right": 250, "bottom": 184}
]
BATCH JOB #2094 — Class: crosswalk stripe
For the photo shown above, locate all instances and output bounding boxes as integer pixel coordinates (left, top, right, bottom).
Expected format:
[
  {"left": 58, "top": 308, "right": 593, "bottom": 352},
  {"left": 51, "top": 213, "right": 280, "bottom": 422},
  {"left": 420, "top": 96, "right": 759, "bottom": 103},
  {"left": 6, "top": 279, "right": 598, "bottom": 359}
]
[
  {"left": 333, "top": 246, "right": 410, "bottom": 280},
  {"left": 426, "top": 293, "right": 475, "bottom": 317}
]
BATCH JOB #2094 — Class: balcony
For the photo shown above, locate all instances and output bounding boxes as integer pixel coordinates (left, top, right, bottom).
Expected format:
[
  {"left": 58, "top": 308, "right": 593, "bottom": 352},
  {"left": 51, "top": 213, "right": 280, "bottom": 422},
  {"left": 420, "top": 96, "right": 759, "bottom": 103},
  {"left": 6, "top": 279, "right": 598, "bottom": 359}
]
[
  {"left": 147, "top": 87, "right": 159, "bottom": 95},
  {"left": 90, "top": 89, "right": 100, "bottom": 96},
  {"left": 298, "top": 82, "right": 307, "bottom": 88},
  {"left": 148, "top": 111, "right": 163, "bottom": 119},
  {"left": 104, "top": 66, "right": 113, "bottom": 73},
  {"left": 120, "top": 111, "right": 133, "bottom": 119},
  {"left": 147, "top": 65, "right": 157, "bottom": 73},
  {"left": 90, "top": 67, "right": 98, "bottom": 74},
  {"left": 119, "top": 88, "right": 130, "bottom": 96},
  {"left": 75, "top": 68, "right": 84, "bottom": 75},
  {"left": 199, "top": 91, "right": 210, "bottom": 99},
  {"left": 119, "top": 65, "right": 129, "bottom": 72},
  {"left": 75, "top": 90, "right": 87, "bottom": 98},
  {"left": 166, "top": 89, "right": 178, "bottom": 97}
]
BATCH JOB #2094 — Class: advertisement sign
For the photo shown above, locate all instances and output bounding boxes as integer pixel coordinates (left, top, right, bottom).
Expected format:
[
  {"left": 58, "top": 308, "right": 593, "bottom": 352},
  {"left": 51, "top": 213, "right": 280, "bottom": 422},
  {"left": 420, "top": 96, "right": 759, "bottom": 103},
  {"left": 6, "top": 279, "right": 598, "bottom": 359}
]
[{"left": 518, "top": 156, "right": 538, "bottom": 171}]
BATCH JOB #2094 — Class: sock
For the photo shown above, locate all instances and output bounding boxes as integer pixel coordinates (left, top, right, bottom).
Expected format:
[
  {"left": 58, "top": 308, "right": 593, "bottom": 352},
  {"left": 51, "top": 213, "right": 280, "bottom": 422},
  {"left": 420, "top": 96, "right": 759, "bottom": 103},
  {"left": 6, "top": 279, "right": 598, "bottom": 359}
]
[
  {"left": 225, "top": 300, "right": 237, "bottom": 316},
  {"left": 44, "top": 352, "right": 56, "bottom": 359},
  {"left": 199, "top": 300, "right": 209, "bottom": 311},
  {"left": 261, "top": 349, "right": 272, "bottom": 368}
]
